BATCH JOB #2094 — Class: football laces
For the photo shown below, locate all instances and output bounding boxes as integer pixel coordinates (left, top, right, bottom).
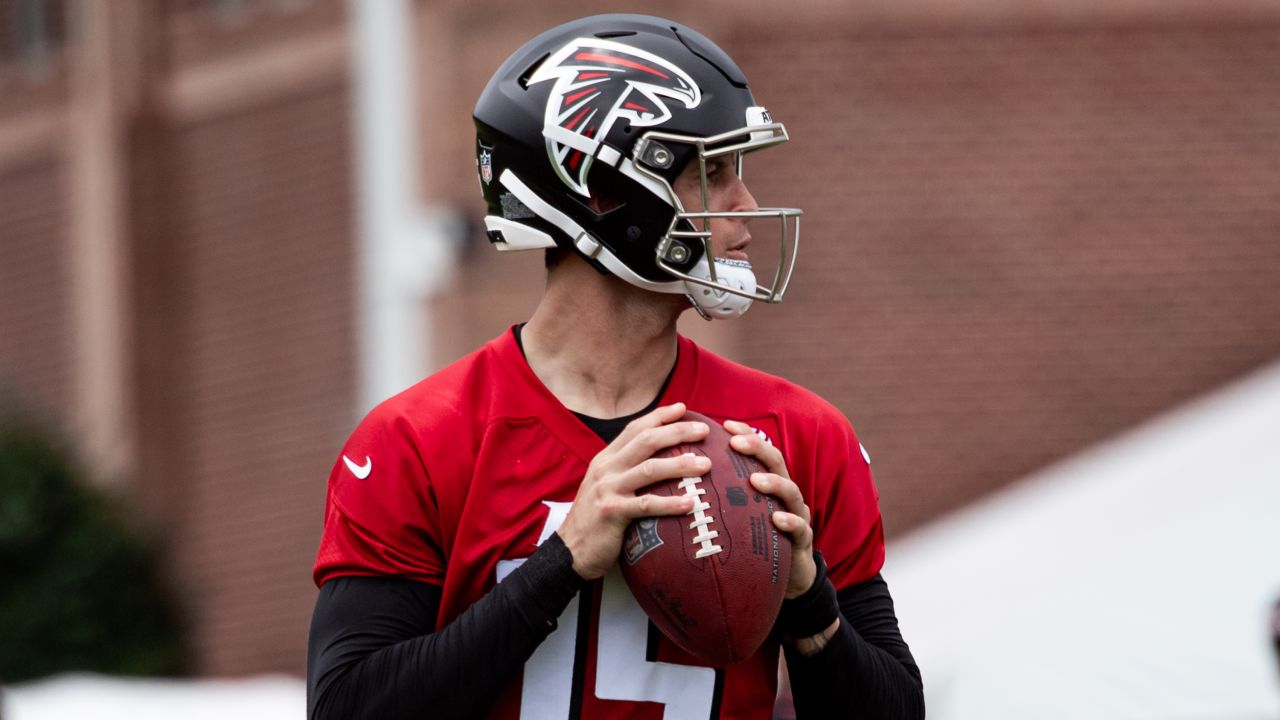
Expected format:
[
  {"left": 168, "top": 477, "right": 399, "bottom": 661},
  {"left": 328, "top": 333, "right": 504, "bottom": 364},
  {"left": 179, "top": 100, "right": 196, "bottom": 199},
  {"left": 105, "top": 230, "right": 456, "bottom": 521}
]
[{"left": 679, "top": 476, "right": 723, "bottom": 558}]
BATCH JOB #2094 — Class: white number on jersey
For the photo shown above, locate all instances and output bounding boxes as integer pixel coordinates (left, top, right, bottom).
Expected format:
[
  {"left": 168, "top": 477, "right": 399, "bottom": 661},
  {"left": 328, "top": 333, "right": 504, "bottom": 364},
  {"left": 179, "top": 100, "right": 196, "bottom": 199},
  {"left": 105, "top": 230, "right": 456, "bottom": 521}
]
[{"left": 496, "top": 503, "right": 717, "bottom": 719}]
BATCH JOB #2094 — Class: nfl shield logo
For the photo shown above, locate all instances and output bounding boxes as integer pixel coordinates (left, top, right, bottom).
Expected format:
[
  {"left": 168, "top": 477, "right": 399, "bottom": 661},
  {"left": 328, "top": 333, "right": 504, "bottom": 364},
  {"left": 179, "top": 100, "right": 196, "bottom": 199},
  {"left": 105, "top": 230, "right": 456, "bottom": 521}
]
[
  {"left": 622, "top": 517, "right": 663, "bottom": 565},
  {"left": 479, "top": 150, "right": 493, "bottom": 185}
]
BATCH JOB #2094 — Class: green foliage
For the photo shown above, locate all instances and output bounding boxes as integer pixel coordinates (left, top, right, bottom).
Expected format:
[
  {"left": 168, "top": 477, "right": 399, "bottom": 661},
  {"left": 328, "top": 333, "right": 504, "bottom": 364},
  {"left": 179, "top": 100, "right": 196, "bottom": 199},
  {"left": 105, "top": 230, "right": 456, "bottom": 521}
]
[{"left": 0, "top": 422, "right": 188, "bottom": 682}]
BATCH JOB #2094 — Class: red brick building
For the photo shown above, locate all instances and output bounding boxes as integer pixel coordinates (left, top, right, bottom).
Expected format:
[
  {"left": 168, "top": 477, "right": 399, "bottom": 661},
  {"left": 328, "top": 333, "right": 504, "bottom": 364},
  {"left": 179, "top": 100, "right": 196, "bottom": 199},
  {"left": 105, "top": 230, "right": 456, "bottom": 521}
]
[{"left": 2, "top": 0, "right": 1278, "bottom": 677}]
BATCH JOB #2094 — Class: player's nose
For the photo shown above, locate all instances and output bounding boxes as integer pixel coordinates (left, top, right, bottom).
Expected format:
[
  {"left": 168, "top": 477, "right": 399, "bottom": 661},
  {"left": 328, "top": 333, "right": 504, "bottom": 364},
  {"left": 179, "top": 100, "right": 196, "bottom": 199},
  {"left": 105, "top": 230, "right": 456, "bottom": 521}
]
[{"left": 729, "top": 175, "right": 760, "bottom": 214}]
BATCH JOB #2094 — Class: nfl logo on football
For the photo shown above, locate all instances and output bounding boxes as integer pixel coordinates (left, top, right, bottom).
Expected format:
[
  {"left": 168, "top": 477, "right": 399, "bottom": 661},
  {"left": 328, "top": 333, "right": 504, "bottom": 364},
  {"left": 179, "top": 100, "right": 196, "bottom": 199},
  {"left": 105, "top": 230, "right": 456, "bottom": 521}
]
[{"left": 479, "top": 149, "right": 493, "bottom": 185}]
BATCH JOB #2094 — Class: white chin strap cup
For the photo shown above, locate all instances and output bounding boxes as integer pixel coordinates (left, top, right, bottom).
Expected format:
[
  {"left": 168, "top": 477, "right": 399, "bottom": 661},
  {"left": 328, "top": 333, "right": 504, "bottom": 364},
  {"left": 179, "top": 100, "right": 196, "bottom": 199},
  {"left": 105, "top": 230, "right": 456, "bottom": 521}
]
[{"left": 684, "top": 258, "right": 756, "bottom": 319}]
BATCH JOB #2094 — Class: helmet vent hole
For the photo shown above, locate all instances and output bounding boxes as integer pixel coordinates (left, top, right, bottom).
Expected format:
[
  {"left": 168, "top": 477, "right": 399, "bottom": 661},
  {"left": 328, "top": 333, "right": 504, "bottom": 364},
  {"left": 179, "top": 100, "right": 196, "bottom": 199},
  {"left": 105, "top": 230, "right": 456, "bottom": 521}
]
[
  {"left": 517, "top": 52, "right": 550, "bottom": 89},
  {"left": 595, "top": 30, "right": 637, "bottom": 38}
]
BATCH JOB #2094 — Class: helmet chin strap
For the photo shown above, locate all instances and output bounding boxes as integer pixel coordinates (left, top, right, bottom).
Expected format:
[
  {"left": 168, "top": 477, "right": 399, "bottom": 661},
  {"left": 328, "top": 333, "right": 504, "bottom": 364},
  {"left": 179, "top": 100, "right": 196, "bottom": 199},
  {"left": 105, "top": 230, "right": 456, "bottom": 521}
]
[{"left": 684, "top": 257, "right": 756, "bottom": 320}]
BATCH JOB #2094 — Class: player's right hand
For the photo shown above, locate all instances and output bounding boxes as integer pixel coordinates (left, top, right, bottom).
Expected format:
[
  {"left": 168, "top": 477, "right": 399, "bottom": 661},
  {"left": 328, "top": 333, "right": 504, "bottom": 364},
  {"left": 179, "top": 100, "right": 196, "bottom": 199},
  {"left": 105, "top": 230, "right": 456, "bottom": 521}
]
[{"left": 557, "top": 402, "right": 709, "bottom": 580}]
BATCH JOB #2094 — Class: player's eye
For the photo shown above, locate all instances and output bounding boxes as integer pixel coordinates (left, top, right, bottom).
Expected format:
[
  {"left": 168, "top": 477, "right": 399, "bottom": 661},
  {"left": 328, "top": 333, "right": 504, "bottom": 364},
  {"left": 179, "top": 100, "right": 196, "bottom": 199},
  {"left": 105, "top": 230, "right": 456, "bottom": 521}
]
[{"left": 706, "top": 159, "right": 733, "bottom": 184}]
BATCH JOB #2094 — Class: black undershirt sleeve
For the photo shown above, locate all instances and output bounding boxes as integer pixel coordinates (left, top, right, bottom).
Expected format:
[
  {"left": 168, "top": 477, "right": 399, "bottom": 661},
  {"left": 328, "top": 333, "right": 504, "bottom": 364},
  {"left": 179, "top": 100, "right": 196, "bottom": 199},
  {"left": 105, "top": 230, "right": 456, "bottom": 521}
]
[
  {"left": 306, "top": 533, "right": 584, "bottom": 720},
  {"left": 783, "top": 573, "right": 925, "bottom": 719}
]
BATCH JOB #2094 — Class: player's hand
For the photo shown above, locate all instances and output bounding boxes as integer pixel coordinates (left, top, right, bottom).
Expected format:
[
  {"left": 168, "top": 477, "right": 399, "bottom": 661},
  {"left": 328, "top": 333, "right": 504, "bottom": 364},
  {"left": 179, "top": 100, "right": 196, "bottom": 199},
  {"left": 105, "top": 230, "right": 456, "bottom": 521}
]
[
  {"left": 557, "top": 402, "right": 709, "bottom": 580},
  {"left": 723, "top": 420, "right": 816, "bottom": 599}
]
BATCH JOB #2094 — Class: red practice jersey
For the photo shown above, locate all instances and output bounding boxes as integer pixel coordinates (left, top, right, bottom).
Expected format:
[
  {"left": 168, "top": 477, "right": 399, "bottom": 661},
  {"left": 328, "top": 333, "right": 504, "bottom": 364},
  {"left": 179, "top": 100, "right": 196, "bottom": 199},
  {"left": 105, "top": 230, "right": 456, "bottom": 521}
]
[{"left": 314, "top": 328, "right": 885, "bottom": 720}]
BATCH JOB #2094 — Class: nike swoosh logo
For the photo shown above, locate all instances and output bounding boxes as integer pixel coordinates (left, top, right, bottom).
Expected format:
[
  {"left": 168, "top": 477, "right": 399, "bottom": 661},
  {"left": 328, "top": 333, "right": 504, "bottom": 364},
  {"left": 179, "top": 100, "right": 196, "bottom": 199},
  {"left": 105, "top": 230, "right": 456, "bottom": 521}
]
[{"left": 343, "top": 455, "right": 372, "bottom": 479}]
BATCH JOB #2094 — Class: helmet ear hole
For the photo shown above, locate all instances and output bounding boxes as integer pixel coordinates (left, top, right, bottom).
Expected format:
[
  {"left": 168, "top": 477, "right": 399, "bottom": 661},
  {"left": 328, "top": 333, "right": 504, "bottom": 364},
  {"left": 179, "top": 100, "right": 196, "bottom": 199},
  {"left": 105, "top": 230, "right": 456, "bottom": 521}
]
[{"left": 586, "top": 170, "right": 628, "bottom": 215}]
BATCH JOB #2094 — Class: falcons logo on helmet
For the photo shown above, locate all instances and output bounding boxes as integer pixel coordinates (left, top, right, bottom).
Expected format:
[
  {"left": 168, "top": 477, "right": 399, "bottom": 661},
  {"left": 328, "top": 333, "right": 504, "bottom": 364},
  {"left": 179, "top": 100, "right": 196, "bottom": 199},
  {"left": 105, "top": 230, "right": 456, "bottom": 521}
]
[{"left": 528, "top": 37, "right": 702, "bottom": 197}]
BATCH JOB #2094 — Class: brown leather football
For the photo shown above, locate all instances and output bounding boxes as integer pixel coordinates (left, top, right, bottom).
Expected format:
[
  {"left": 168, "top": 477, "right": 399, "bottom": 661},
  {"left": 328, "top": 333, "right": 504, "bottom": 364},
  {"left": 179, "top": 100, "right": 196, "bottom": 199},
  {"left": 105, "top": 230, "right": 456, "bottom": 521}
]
[{"left": 619, "top": 410, "right": 792, "bottom": 666}]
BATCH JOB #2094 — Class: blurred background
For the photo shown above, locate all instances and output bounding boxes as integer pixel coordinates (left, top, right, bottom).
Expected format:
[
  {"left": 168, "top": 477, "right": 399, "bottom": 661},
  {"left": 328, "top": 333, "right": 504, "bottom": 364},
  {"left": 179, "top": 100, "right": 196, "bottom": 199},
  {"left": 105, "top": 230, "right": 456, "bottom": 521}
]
[{"left": 1, "top": 0, "right": 1279, "bottom": 717}]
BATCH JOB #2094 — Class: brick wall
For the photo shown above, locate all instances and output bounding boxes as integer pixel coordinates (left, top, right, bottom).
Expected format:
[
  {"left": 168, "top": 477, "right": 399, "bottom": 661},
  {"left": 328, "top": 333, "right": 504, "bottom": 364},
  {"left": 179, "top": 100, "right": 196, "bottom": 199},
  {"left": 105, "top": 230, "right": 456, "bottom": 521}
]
[
  {"left": 0, "top": 156, "right": 70, "bottom": 422},
  {"left": 147, "top": 83, "right": 356, "bottom": 675},
  {"left": 730, "top": 19, "right": 1280, "bottom": 532}
]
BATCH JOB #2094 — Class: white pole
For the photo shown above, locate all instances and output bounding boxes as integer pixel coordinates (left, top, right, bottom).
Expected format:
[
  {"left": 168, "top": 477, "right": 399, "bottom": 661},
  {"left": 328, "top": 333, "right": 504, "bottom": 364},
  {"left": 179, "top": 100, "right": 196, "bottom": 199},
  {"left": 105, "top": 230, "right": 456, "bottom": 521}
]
[{"left": 349, "top": 0, "right": 457, "bottom": 414}]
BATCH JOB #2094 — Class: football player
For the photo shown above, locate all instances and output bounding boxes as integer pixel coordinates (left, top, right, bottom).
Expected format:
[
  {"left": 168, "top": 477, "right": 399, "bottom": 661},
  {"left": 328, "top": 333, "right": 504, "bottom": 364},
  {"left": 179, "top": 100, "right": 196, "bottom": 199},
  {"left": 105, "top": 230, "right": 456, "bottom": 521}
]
[{"left": 308, "top": 14, "right": 923, "bottom": 719}]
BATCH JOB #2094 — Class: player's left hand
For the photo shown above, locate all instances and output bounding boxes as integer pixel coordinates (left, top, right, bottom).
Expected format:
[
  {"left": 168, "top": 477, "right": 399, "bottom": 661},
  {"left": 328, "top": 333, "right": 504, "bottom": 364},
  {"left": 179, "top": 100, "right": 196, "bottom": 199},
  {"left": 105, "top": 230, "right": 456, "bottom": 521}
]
[{"left": 723, "top": 420, "right": 816, "bottom": 600}]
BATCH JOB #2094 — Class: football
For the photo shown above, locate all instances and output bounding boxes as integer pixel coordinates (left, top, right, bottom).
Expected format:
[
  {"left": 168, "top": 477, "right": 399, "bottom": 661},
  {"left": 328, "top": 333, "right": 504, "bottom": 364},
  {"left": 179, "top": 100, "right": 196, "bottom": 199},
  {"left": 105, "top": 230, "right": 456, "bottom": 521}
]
[{"left": 620, "top": 410, "right": 792, "bottom": 666}]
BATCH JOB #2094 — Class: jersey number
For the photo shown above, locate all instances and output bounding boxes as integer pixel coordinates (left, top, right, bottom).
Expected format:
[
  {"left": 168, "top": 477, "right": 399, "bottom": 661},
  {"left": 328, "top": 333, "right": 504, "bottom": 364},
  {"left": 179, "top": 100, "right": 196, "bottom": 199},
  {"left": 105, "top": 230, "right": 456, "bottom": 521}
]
[{"left": 496, "top": 504, "right": 717, "bottom": 719}]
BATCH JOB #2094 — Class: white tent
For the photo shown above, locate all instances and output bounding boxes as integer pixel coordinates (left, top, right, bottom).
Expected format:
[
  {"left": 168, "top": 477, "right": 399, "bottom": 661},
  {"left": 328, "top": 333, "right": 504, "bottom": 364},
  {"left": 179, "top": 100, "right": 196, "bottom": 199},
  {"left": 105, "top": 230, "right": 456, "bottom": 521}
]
[
  {"left": 2, "top": 674, "right": 305, "bottom": 719},
  {"left": 886, "top": 359, "right": 1280, "bottom": 719}
]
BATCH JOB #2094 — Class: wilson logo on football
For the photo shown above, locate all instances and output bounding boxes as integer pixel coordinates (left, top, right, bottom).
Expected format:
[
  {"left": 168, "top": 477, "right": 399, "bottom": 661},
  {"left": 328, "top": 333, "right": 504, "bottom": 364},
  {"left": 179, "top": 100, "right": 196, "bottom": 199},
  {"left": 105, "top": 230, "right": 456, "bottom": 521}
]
[{"left": 528, "top": 37, "right": 701, "bottom": 196}]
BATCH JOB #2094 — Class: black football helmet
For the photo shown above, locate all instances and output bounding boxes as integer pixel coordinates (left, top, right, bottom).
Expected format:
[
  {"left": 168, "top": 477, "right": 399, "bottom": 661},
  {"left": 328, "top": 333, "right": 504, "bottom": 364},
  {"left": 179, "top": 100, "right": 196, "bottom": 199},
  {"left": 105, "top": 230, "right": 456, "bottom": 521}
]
[{"left": 473, "top": 14, "right": 801, "bottom": 319}]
